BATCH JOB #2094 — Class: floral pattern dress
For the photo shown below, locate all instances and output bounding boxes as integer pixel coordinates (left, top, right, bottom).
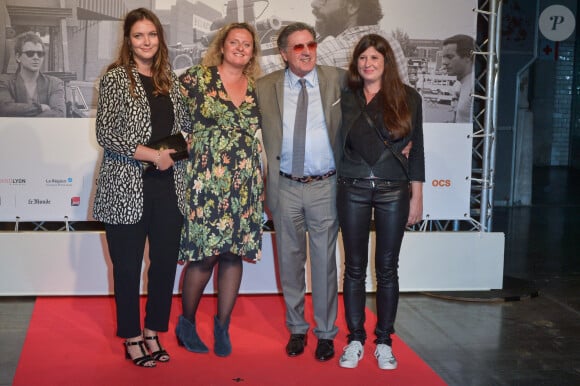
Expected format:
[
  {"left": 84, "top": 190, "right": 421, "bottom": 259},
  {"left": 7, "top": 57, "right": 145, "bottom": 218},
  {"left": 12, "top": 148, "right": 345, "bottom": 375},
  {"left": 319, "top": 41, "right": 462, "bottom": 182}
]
[{"left": 178, "top": 65, "right": 263, "bottom": 262}]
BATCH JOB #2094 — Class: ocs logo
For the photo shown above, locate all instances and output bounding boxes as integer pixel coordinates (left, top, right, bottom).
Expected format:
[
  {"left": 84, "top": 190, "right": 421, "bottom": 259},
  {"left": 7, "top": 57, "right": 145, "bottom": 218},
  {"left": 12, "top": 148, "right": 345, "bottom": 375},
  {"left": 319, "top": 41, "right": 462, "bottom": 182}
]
[{"left": 432, "top": 179, "right": 451, "bottom": 187}]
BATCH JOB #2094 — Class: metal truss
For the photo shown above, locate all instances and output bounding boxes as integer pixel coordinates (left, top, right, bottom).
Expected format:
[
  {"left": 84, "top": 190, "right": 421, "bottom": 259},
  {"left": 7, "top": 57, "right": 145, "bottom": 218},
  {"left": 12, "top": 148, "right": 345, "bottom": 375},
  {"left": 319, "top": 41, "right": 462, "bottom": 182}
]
[
  {"left": 413, "top": 0, "right": 501, "bottom": 233},
  {"left": 473, "top": 0, "right": 501, "bottom": 232}
]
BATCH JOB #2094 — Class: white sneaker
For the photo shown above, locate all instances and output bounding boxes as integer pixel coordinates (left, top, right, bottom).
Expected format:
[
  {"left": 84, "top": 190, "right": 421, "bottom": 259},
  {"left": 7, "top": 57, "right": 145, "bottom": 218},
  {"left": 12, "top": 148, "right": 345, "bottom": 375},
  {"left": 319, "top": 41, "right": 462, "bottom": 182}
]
[
  {"left": 339, "top": 341, "right": 364, "bottom": 368},
  {"left": 375, "top": 344, "right": 397, "bottom": 370}
]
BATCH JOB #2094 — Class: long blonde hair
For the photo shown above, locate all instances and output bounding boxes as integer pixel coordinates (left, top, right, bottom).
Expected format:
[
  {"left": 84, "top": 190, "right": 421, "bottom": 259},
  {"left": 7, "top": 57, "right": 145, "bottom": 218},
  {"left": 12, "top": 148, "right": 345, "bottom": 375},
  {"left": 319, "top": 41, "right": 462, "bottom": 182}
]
[{"left": 202, "top": 23, "right": 262, "bottom": 81}]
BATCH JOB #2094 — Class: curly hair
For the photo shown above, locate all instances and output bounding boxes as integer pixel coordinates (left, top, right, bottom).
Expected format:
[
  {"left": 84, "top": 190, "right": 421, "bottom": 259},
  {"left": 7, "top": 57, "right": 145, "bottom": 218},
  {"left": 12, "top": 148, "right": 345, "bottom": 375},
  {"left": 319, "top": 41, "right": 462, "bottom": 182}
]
[
  {"left": 202, "top": 22, "right": 262, "bottom": 81},
  {"left": 347, "top": 34, "right": 410, "bottom": 139},
  {"left": 108, "top": 8, "right": 172, "bottom": 98}
]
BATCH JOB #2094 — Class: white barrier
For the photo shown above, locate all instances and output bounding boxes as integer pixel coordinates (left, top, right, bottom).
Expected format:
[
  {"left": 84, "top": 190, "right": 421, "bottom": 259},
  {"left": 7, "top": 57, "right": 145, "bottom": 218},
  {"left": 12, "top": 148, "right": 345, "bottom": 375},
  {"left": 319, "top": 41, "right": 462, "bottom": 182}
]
[{"left": 0, "top": 231, "right": 504, "bottom": 295}]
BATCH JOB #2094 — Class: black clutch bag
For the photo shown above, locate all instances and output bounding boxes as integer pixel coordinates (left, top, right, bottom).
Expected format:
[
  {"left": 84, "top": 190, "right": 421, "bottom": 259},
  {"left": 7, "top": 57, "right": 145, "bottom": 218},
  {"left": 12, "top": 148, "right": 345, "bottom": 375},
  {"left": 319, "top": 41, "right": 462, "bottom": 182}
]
[{"left": 148, "top": 133, "right": 189, "bottom": 162}]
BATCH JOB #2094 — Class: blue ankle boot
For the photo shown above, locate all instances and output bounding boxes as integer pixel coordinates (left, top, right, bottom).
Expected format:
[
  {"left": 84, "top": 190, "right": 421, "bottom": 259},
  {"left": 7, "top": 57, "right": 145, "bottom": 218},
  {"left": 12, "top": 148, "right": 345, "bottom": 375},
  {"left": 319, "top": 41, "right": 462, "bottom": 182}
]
[
  {"left": 175, "top": 315, "right": 209, "bottom": 353},
  {"left": 213, "top": 315, "right": 232, "bottom": 357}
]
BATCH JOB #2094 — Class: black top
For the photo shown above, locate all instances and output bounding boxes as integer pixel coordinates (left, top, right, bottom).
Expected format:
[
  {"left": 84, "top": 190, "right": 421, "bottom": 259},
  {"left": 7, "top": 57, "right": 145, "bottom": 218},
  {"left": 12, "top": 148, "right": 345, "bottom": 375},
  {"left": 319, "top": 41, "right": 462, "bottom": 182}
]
[
  {"left": 338, "top": 85, "right": 425, "bottom": 182},
  {"left": 140, "top": 73, "right": 174, "bottom": 144},
  {"left": 346, "top": 93, "right": 396, "bottom": 168},
  {"left": 140, "top": 73, "right": 175, "bottom": 176}
]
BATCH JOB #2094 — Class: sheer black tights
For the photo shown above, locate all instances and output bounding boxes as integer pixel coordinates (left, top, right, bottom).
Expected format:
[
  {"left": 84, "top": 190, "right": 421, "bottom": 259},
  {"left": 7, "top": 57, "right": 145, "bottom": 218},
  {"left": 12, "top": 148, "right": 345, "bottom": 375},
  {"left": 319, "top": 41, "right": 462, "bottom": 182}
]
[{"left": 181, "top": 252, "right": 242, "bottom": 325}]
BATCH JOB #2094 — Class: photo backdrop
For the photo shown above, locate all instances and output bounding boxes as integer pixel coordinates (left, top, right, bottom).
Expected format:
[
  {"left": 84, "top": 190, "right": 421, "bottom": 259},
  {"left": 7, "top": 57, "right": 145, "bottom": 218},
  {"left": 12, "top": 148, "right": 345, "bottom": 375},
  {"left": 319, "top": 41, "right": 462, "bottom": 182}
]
[{"left": 0, "top": 0, "right": 476, "bottom": 222}]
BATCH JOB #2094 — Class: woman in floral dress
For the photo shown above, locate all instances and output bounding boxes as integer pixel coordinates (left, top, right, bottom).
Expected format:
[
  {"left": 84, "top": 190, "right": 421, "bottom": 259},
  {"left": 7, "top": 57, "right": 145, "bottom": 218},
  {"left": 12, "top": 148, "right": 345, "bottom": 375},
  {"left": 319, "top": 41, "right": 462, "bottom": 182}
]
[{"left": 175, "top": 22, "right": 263, "bottom": 358}]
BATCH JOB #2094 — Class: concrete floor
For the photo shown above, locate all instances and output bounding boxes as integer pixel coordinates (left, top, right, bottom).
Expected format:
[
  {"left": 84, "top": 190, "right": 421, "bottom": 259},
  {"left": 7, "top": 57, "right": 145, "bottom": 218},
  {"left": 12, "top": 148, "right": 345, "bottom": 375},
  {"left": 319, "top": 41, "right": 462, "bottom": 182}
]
[{"left": 1, "top": 166, "right": 579, "bottom": 385}]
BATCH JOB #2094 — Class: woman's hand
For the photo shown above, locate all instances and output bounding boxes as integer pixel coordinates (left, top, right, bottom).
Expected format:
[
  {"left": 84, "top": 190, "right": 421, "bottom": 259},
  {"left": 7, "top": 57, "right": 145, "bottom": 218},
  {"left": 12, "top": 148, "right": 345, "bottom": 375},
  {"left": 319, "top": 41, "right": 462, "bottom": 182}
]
[
  {"left": 154, "top": 149, "right": 176, "bottom": 171},
  {"left": 402, "top": 141, "right": 413, "bottom": 158},
  {"left": 134, "top": 145, "right": 175, "bottom": 170},
  {"left": 186, "top": 134, "right": 193, "bottom": 152},
  {"left": 407, "top": 181, "right": 423, "bottom": 226}
]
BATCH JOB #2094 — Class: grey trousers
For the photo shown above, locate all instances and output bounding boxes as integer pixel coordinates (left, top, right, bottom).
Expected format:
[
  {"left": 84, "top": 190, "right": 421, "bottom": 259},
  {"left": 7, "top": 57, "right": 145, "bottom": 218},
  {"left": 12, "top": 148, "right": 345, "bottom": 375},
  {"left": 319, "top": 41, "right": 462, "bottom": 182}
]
[{"left": 271, "top": 175, "right": 339, "bottom": 340}]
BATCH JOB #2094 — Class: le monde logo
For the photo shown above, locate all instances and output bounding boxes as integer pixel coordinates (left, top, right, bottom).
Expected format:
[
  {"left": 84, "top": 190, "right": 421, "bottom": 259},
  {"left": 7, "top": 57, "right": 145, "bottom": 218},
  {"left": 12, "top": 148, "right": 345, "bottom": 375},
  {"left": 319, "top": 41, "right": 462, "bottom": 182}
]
[{"left": 27, "top": 198, "right": 52, "bottom": 205}]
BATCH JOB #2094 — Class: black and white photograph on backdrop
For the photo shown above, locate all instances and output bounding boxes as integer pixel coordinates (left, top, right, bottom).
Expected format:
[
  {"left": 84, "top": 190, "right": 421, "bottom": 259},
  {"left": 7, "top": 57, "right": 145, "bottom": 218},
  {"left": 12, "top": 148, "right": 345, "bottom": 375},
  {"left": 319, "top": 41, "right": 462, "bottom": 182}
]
[
  {"left": 0, "top": 0, "right": 474, "bottom": 122},
  {"left": 0, "top": 0, "right": 475, "bottom": 223},
  {"left": 0, "top": 29, "right": 66, "bottom": 117}
]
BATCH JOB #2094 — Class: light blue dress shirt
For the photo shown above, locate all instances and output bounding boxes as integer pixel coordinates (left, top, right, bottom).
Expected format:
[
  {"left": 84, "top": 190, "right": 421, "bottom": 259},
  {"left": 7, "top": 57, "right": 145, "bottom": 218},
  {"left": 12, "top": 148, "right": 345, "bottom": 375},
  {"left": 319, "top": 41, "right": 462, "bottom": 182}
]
[{"left": 280, "top": 68, "right": 336, "bottom": 176}]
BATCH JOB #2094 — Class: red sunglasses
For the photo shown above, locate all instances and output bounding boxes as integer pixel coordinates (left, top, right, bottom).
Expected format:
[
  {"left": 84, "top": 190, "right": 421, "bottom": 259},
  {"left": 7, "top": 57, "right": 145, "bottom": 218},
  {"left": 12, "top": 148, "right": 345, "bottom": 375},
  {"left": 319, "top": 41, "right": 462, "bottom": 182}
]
[{"left": 290, "top": 41, "right": 318, "bottom": 53}]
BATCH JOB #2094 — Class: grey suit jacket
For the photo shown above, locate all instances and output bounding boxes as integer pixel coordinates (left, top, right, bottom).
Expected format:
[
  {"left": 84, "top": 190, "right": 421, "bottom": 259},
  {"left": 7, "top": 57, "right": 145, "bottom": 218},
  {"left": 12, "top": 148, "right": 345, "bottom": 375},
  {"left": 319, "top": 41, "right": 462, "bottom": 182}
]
[{"left": 256, "top": 65, "right": 346, "bottom": 213}]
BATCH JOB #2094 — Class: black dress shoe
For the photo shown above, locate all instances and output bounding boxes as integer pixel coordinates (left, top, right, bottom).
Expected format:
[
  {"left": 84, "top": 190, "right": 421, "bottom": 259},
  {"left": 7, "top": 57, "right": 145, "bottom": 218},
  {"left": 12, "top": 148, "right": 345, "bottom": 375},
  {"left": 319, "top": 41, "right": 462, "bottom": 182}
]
[
  {"left": 286, "top": 334, "right": 307, "bottom": 356},
  {"left": 315, "top": 339, "right": 334, "bottom": 361}
]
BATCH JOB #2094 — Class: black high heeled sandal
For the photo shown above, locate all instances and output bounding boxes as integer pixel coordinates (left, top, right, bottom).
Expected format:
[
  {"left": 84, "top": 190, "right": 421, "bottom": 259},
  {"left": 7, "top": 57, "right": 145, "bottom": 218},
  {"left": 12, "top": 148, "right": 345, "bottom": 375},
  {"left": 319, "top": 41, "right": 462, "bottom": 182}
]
[
  {"left": 125, "top": 340, "right": 156, "bottom": 367},
  {"left": 144, "top": 335, "right": 170, "bottom": 362}
]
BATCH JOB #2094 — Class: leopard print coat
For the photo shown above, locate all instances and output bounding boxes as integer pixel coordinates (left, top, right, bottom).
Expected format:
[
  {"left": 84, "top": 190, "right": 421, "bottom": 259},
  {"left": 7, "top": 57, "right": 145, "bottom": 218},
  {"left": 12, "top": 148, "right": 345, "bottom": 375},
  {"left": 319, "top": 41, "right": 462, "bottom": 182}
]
[{"left": 92, "top": 66, "right": 191, "bottom": 224}]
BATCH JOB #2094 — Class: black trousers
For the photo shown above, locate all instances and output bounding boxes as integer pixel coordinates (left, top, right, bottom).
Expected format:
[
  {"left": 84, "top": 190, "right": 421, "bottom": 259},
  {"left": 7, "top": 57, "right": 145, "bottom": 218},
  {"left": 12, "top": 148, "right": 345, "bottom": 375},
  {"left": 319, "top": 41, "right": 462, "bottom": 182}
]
[
  {"left": 105, "top": 171, "right": 183, "bottom": 338},
  {"left": 337, "top": 177, "right": 409, "bottom": 346}
]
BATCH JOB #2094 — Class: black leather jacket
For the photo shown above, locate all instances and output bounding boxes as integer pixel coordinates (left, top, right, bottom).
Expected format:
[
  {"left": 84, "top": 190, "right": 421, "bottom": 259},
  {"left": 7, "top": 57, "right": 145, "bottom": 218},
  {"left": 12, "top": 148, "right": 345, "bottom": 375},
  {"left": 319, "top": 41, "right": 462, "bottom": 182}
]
[{"left": 338, "top": 85, "right": 425, "bottom": 182}]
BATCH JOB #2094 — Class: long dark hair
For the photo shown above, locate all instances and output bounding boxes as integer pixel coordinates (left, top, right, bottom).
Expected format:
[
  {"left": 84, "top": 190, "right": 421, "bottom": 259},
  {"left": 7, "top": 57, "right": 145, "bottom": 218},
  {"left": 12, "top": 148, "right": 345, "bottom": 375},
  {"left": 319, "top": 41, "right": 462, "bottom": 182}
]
[
  {"left": 347, "top": 34, "right": 410, "bottom": 139},
  {"left": 107, "top": 8, "right": 171, "bottom": 97}
]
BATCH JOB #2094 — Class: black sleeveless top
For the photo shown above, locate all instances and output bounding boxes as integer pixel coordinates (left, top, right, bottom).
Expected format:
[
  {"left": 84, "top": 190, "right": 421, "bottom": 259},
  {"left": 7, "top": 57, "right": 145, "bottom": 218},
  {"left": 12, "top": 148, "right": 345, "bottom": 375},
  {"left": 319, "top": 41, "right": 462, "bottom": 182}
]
[
  {"left": 140, "top": 73, "right": 175, "bottom": 177},
  {"left": 140, "top": 73, "right": 174, "bottom": 144}
]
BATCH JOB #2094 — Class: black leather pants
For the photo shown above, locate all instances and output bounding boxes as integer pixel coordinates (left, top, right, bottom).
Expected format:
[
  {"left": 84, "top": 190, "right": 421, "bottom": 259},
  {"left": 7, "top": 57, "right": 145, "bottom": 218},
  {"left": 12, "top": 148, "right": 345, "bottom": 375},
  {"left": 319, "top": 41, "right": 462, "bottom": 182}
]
[{"left": 337, "top": 177, "right": 409, "bottom": 346}]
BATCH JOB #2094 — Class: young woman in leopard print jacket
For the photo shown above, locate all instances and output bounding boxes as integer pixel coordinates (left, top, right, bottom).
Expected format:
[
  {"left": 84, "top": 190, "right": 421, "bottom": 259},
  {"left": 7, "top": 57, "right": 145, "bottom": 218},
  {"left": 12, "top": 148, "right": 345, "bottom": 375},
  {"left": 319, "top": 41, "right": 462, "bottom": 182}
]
[{"left": 92, "top": 8, "right": 191, "bottom": 368}]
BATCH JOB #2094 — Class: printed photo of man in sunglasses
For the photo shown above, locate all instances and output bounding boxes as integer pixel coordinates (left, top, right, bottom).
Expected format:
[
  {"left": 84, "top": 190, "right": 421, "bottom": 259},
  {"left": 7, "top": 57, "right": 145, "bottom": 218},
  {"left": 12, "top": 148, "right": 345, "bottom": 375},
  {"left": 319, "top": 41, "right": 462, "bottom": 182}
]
[
  {"left": 312, "top": 0, "right": 408, "bottom": 84},
  {"left": 0, "top": 31, "right": 65, "bottom": 117},
  {"left": 258, "top": 0, "right": 408, "bottom": 83}
]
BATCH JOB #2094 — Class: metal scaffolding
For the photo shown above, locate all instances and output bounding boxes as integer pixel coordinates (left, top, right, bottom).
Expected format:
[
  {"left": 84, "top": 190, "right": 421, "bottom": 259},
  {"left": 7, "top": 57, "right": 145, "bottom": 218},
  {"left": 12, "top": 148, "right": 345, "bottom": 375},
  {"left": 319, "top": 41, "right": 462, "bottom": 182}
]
[
  {"left": 473, "top": 0, "right": 501, "bottom": 231},
  {"left": 417, "top": 0, "right": 501, "bottom": 233}
]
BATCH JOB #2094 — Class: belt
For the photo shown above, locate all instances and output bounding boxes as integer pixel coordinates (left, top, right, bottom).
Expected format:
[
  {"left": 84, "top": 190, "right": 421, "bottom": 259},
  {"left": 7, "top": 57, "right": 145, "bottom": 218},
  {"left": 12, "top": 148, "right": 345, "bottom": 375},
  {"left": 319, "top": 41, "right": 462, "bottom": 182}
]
[
  {"left": 338, "top": 176, "right": 407, "bottom": 188},
  {"left": 280, "top": 170, "right": 336, "bottom": 183}
]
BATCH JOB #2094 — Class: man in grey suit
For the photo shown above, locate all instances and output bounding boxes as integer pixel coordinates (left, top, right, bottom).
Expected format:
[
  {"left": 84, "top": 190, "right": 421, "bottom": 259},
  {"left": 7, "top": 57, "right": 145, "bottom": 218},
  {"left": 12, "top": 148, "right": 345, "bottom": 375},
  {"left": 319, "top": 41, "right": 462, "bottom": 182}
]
[{"left": 256, "top": 22, "right": 345, "bottom": 362}]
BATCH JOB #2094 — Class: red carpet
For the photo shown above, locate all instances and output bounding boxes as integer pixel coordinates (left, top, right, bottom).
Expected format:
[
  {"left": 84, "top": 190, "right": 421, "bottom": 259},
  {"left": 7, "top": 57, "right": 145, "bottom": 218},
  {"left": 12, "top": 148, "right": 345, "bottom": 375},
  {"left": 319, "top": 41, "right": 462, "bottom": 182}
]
[{"left": 14, "top": 295, "right": 446, "bottom": 385}]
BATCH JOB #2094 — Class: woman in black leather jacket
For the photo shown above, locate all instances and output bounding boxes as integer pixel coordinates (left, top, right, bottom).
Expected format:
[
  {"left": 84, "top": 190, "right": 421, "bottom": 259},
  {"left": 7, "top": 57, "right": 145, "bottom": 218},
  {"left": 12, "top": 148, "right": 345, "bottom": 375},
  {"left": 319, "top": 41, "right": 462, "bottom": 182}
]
[{"left": 336, "top": 34, "right": 424, "bottom": 371}]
